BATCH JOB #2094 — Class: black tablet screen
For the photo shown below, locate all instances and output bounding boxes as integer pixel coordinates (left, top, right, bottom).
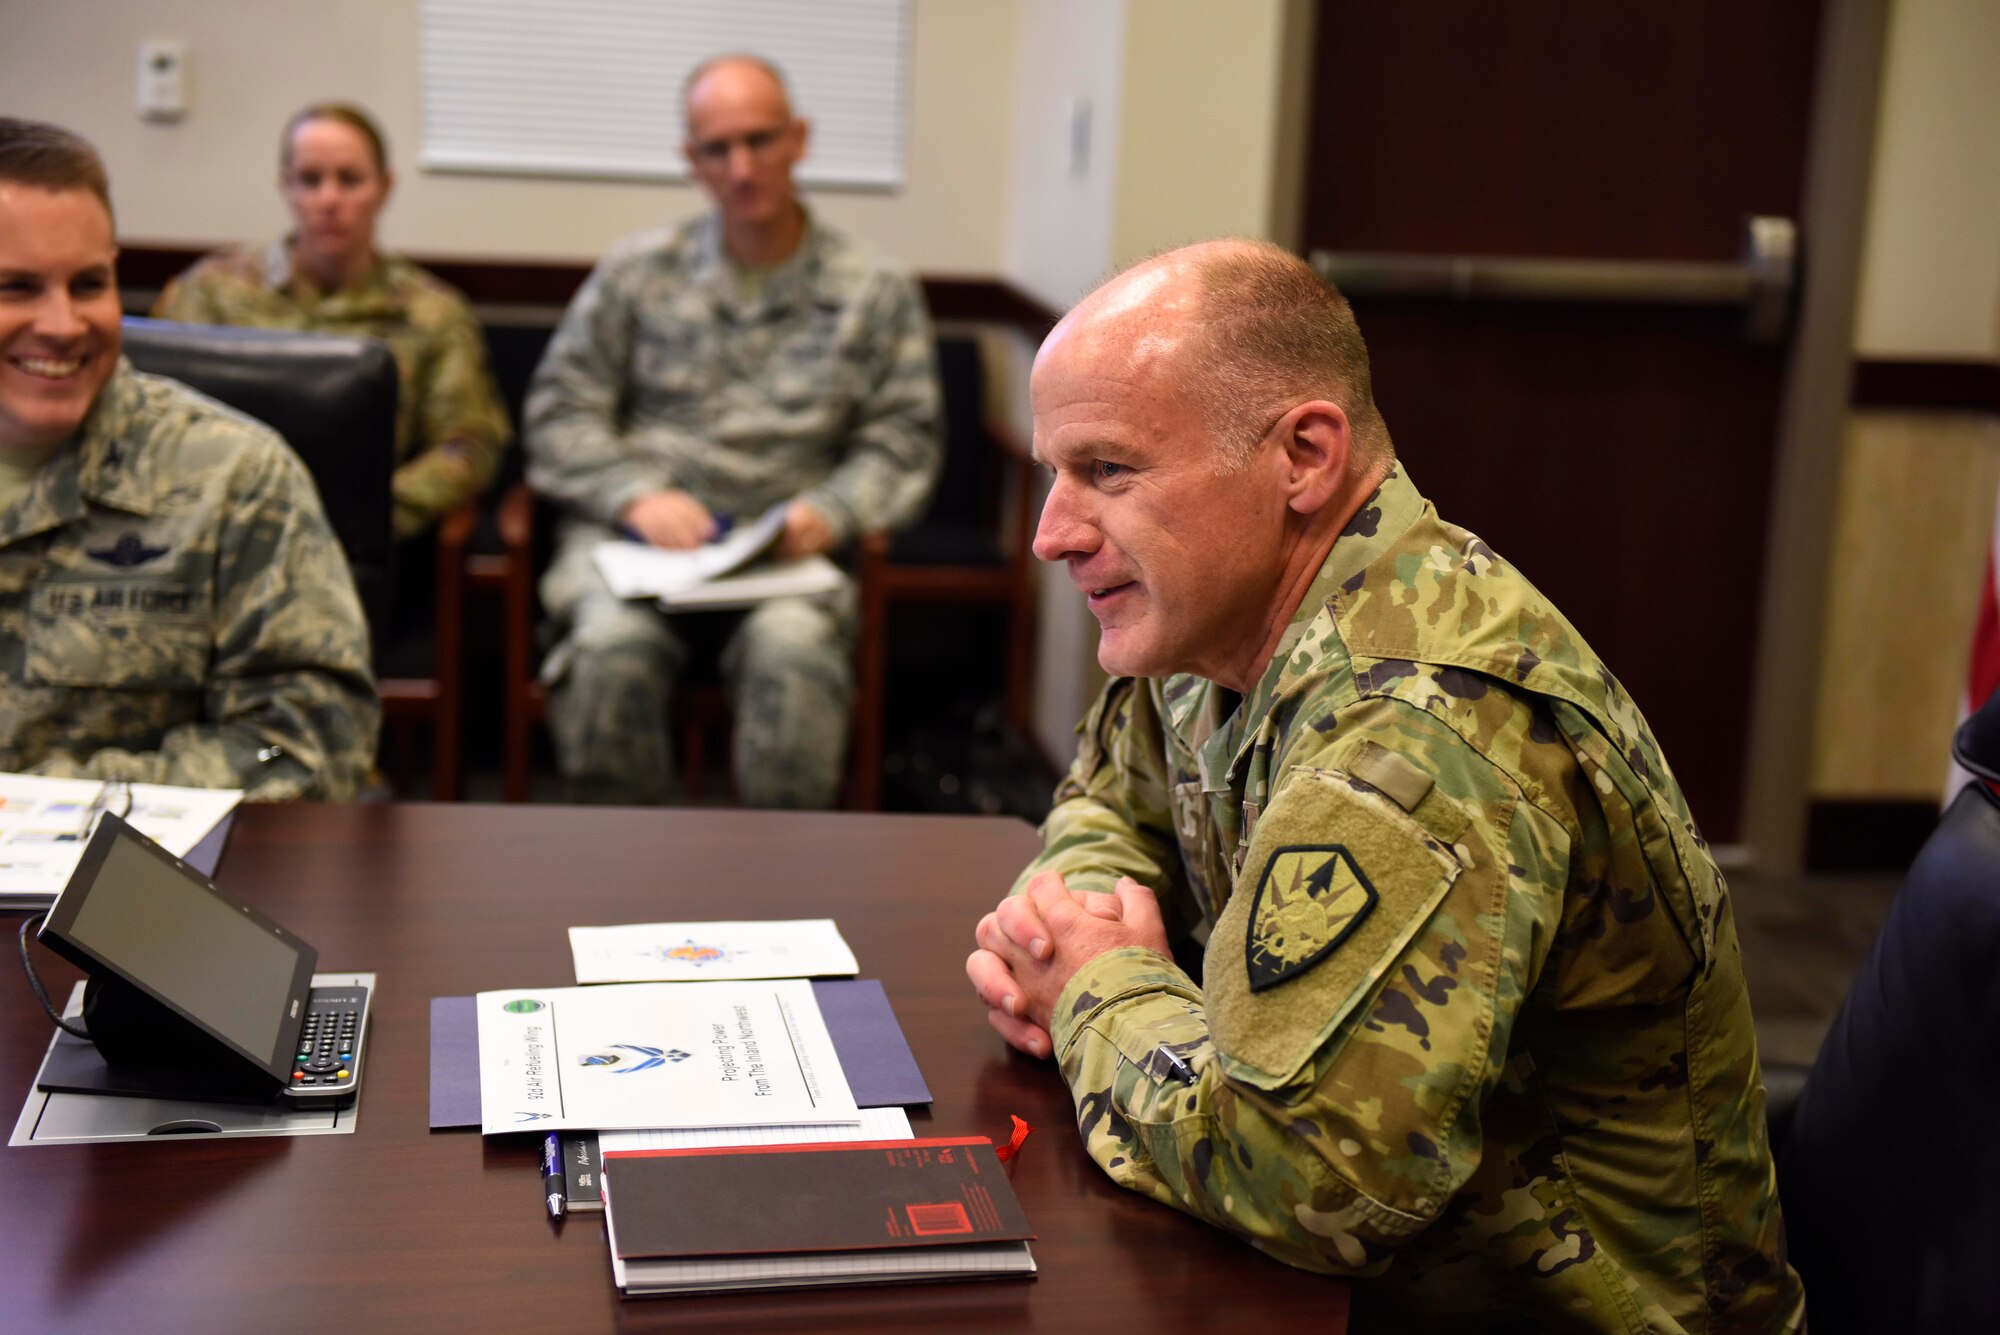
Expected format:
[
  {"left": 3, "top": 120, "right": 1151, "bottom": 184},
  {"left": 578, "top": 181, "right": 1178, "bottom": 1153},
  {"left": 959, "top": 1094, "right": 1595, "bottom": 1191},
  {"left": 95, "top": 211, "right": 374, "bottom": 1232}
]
[{"left": 63, "top": 824, "right": 305, "bottom": 1067}]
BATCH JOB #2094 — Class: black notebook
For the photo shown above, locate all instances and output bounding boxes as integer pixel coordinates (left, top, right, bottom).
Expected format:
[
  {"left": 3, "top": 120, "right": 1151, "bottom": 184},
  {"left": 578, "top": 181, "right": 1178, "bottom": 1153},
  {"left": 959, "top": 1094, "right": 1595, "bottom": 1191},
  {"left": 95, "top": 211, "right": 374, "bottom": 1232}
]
[
  {"left": 560, "top": 1132, "right": 604, "bottom": 1213},
  {"left": 601, "top": 1137, "right": 1036, "bottom": 1296}
]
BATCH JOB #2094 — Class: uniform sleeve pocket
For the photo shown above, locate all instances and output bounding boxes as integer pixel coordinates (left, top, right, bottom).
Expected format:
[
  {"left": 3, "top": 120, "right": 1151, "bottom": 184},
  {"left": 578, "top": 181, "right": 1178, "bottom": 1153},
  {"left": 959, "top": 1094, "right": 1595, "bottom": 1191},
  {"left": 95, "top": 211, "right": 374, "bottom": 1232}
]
[{"left": 1205, "top": 765, "right": 1462, "bottom": 1090}]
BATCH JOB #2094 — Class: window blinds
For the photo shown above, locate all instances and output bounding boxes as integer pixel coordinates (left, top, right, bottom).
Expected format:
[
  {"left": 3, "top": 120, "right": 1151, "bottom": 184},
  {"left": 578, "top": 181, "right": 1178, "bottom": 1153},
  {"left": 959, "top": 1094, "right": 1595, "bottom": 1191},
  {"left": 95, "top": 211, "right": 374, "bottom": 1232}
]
[{"left": 419, "top": 0, "right": 909, "bottom": 187}]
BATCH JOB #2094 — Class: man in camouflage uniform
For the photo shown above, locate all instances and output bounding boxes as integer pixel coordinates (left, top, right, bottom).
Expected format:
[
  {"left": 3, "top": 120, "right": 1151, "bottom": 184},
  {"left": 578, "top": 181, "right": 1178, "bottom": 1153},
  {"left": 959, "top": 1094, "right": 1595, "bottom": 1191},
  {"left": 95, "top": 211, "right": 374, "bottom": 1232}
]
[
  {"left": 526, "top": 55, "right": 939, "bottom": 807},
  {"left": 153, "top": 240, "right": 511, "bottom": 541},
  {"left": 0, "top": 118, "right": 378, "bottom": 801},
  {"left": 967, "top": 241, "right": 1802, "bottom": 1331}
]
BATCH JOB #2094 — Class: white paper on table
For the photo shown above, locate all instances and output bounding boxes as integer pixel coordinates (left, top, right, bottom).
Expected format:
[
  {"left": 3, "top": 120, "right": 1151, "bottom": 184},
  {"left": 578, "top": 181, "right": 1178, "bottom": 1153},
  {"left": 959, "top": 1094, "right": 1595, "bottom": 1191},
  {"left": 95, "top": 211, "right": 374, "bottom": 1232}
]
[
  {"left": 591, "top": 502, "right": 789, "bottom": 599},
  {"left": 475, "top": 980, "right": 859, "bottom": 1135},
  {"left": 599, "top": 1105, "right": 911, "bottom": 1157},
  {"left": 569, "top": 919, "right": 859, "bottom": 984},
  {"left": 0, "top": 774, "right": 241, "bottom": 904}
]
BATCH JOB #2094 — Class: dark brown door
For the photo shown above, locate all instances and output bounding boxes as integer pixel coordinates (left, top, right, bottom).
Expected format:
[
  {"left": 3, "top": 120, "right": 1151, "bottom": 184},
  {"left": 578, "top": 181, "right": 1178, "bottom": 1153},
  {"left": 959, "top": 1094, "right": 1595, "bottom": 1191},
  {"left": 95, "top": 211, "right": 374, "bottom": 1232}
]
[{"left": 1303, "top": 0, "right": 1825, "bottom": 842}]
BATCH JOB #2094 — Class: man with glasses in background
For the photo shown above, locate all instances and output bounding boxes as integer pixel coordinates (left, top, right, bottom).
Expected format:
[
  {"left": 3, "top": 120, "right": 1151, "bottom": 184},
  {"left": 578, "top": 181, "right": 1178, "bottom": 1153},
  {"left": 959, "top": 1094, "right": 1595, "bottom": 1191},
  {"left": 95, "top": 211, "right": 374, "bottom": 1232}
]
[{"left": 528, "top": 54, "right": 941, "bottom": 808}]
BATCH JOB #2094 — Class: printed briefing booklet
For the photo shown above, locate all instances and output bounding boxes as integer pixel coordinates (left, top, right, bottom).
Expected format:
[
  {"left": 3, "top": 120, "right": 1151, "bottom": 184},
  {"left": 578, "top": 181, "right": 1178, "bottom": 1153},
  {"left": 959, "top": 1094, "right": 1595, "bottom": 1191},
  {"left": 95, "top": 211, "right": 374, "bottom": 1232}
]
[{"left": 474, "top": 980, "right": 860, "bottom": 1135}]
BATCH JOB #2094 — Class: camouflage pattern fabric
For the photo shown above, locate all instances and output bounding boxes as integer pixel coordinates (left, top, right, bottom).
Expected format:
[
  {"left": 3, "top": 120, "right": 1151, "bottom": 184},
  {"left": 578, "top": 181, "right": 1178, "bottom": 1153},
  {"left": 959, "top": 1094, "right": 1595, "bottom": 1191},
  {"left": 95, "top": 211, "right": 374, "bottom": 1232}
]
[
  {"left": 154, "top": 240, "right": 512, "bottom": 540},
  {"left": 1018, "top": 466, "right": 1803, "bottom": 1333},
  {"left": 525, "top": 212, "right": 939, "bottom": 806},
  {"left": 0, "top": 363, "right": 379, "bottom": 801},
  {"left": 538, "top": 545, "right": 856, "bottom": 807}
]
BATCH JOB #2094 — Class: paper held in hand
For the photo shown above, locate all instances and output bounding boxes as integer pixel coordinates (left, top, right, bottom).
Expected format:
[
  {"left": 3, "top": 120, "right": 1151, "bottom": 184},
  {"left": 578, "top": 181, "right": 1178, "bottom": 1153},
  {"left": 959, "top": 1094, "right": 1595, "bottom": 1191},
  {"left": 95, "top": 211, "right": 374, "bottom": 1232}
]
[
  {"left": 592, "top": 500, "right": 788, "bottom": 599},
  {"left": 651, "top": 555, "right": 843, "bottom": 610},
  {"left": 474, "top": 980, "right": 860, "bottom": 1135},
  {"left": 568, "top": 919, "right": 859, "bottom": 984},
  {"left": 592, "top": 502, "right": 845, "bottom": 610}
]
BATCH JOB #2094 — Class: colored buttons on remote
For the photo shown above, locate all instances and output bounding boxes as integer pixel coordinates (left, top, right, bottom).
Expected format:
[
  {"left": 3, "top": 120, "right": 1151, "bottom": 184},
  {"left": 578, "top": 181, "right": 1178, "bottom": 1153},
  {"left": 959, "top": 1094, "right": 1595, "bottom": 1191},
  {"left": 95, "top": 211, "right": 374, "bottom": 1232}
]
[{"left": 288, "top": 999, "right": 362, "bottom": 1095}]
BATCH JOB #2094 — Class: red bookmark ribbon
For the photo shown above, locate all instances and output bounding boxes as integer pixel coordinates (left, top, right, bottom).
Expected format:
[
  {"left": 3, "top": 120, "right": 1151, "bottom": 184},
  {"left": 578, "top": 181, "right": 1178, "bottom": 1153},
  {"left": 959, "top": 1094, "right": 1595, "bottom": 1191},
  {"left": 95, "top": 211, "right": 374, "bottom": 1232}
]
[{"left": 995, "top": 1114, "right": 1032, "bottom": 1163}]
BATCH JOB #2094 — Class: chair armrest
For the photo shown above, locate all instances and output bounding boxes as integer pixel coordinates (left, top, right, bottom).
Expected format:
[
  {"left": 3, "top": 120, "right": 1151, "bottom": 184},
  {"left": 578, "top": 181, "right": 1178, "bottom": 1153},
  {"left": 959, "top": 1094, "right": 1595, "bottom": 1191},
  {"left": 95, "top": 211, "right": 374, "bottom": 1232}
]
[
  {"left": 849, "top": 531, "right": 895, "bottom": 811},
  {"left": 434, "top": 502, "right": 477, "bottom": 569},
  {"left": 496, "top": 481, "right": 536, "bottom": 558},
  {"left": 857, "top": 530, "right": 892, "bottom": 583},
  {"left": 986, "top": 416, "right": 1034, "bottom": 465},
  {"left": 985, "top": 420, "right": 1041, "bottom": 738},
  {"left": 429, "top": 503, "right": 476, "bottom": 670},
  {"left": 989, "top": 418, "right": 1040, "bottom": 567}
]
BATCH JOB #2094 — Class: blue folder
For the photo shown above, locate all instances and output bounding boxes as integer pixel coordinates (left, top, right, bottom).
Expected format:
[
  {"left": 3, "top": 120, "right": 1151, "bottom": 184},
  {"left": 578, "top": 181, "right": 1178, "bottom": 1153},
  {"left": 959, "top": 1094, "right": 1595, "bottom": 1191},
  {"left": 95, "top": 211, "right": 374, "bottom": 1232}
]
[{"left": 428, "top": 978, "right": 930, "bottom": 1129}]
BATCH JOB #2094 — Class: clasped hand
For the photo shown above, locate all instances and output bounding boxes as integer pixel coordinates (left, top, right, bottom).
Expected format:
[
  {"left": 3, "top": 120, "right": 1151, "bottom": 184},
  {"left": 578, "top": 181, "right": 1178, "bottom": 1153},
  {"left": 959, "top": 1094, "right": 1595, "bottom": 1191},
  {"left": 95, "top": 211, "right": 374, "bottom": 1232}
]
[{"left": 966, "top": 871, "right": 1169, "bottom": 1059}]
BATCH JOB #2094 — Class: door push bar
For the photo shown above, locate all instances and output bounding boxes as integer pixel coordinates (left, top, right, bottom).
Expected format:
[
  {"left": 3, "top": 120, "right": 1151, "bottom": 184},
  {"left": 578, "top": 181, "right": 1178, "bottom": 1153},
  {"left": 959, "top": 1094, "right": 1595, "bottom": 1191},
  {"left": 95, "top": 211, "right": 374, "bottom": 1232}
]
[{"left": 1310, "top": 215, "right": 1797, "bottom": 346}]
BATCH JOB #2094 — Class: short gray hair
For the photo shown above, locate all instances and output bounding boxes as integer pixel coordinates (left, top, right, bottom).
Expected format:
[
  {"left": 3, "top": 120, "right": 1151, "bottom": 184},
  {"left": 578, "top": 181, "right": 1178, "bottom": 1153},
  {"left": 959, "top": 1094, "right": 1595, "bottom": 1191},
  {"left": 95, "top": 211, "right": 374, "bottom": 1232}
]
[
  {"left": 681, "top": 53, "right": 793, "bottom": 116},
  {"left": 1179, "top": 240, "right": 1393, "bottom": 474}
]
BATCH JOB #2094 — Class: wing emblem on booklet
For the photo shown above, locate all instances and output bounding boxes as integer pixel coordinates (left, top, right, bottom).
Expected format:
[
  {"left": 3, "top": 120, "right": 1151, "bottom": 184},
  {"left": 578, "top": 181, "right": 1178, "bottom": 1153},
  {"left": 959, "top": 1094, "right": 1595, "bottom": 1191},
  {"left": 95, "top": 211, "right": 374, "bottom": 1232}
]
[{"left": 577, "top": 1043, "right": 693, "bottom": 1074}]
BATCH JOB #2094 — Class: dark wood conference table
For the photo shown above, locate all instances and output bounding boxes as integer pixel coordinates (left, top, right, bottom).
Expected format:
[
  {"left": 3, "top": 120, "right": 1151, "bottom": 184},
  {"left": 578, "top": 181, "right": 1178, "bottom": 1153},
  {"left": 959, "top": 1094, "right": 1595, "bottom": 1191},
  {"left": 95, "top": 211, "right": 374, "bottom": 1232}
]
[{"left": 0, "top": 803, "right": 1350, "bottom": 1333}]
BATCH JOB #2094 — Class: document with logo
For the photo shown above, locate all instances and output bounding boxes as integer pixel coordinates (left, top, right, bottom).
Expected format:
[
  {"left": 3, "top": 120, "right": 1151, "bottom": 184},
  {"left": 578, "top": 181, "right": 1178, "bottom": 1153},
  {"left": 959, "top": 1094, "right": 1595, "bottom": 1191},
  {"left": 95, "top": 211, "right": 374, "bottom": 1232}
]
[
  {"left": 475, "top": 980, "right": 859, "bottom": 1135},
  {"left": 568, "top": 919, "right": 860, "bottom": 984},
  {"left": 0, "top": 774, "right": 241, "bottom": 909}
]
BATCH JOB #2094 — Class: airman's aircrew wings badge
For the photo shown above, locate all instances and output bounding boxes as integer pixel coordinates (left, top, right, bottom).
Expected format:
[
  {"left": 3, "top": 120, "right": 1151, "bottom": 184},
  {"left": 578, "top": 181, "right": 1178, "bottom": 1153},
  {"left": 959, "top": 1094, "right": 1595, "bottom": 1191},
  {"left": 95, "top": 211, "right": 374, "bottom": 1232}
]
[{"left": 1245, "top": 844, "right": 1378, "bottom": 992}]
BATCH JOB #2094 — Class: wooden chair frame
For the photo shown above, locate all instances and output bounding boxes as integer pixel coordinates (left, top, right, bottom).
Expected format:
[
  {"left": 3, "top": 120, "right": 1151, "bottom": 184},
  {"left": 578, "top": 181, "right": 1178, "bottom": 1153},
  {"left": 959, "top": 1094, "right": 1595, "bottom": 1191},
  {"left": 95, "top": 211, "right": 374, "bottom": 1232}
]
[{"left": 378, "top": 506, "right": 474, "bottom": 801}]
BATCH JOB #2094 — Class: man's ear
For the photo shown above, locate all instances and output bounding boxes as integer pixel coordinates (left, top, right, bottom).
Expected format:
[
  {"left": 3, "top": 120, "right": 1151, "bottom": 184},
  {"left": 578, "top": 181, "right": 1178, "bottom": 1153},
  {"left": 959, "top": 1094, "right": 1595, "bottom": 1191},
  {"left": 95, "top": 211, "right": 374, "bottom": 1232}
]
[{"left": 1280, "top": 400, "right": 1351, "bottom": 516}]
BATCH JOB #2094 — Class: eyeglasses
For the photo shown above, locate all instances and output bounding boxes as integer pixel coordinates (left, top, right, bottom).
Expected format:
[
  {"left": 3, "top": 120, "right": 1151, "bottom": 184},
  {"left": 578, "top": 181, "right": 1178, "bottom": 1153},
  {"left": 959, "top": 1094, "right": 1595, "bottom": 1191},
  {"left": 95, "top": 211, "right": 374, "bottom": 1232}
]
[{"left": 688, "top": 126, "right": 791, "bottom": 166}]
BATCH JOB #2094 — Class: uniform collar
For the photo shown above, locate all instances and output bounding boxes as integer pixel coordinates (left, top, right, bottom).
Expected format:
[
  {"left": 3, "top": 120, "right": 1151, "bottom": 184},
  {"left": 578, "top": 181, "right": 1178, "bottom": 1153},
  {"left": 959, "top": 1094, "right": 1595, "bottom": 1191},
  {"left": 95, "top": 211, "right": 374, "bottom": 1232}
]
[
  {"left": 1173, "top": 464, "right": 1429, "bottom": 781},
  {"left": 692, "top": 207, "right": 825, "bottom": 319},
  {"left": 2, "top": 361, "right": 161, "bottom": 545},
  {"left": 261, "top": 237, "right": 293, "bottom": 289},
  {"left": 266, "top": 236, "right": 395, "bottom": 309}
]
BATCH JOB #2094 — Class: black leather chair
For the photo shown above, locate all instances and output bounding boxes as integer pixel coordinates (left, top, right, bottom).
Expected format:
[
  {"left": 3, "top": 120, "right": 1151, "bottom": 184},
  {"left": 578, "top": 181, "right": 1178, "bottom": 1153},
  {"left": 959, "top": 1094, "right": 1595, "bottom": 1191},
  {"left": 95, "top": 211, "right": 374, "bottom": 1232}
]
[
  {"left": 120, "top": 318, "right": 395, "bottom": 646},
  {"left": 851, "top": 335, "right": 1039, "bottom": 809},
  {"left": 120, "top": 319, "right": 465, "bottom": 798},
  {"left": 1776, "top": 695, "right": 2000, "bottom": 1333}
]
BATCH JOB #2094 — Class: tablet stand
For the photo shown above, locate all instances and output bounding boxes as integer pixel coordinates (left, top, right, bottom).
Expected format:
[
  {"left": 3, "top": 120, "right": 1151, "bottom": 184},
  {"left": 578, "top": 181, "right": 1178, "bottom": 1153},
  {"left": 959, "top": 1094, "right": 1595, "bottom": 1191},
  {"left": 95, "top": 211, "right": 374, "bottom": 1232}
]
[{"left": 37, "top": 972, "right": 285, "bottom": 1105}]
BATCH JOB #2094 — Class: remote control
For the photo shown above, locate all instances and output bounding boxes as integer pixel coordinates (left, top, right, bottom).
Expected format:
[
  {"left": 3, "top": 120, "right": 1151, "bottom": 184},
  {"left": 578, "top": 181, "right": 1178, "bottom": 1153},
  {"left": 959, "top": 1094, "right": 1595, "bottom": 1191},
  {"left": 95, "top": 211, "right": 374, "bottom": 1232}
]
[{"left": 282, "top": 982, "right": 369, "bottom": 1107}]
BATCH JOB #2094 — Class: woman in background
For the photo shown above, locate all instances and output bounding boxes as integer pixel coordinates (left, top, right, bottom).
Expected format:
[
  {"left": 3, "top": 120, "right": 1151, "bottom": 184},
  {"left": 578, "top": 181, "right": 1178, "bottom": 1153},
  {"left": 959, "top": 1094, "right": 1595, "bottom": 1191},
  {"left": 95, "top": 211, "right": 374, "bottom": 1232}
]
[{"left": 155, "top": 103, "right": 510, "bottom": 540}]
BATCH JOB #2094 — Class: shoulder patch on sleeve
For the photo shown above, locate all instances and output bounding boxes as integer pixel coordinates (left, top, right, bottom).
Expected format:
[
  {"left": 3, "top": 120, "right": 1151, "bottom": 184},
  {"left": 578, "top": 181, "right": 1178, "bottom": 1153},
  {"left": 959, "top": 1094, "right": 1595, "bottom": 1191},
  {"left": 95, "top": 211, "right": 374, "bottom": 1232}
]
[
  {"left": 1246, "top": 846, "right": 1378, "bottom": 992},
  {"left": 1207, "top": 766, "right": 1465, "bottom": 1088}
]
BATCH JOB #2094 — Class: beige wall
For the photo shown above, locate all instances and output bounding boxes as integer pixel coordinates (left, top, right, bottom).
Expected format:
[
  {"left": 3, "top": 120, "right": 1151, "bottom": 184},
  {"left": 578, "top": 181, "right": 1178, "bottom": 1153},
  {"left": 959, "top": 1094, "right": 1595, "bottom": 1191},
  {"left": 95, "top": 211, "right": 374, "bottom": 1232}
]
[
  {"left": 1111, "top": 0, "right": 1297, "bottom": 264},
  {"left": 997, "top": 0, "right": 1129, "bottom": 760},
  {"left": 1852, "top": 0, "right": 2000, "bottom": 360},
  {"left": 1015, "top": 0, "right": 1309, "bottom": 757},
  {"left": 1810, "top": 0, "right": 2000, "bottom": 804},
  {"left": 1001, "top": 0, "right": 1126, "bottom": 311},
  {"left": 1812, "top": 411, "right": 2000, "bottom": 796},
  {"left": 0, "top": 0, "right": 1016, "bottom": 272}
]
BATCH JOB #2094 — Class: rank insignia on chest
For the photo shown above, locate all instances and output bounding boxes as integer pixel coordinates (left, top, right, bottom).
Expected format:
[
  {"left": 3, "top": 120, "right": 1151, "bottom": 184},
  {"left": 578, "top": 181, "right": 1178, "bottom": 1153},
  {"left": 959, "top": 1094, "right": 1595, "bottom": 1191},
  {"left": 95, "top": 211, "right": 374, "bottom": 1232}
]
[
  {"left": 1245, "top": 845, "right": 1378, "bottom": 992},
  {"left": 87, "top": 533, "right": 169, "bottom": 568}
]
